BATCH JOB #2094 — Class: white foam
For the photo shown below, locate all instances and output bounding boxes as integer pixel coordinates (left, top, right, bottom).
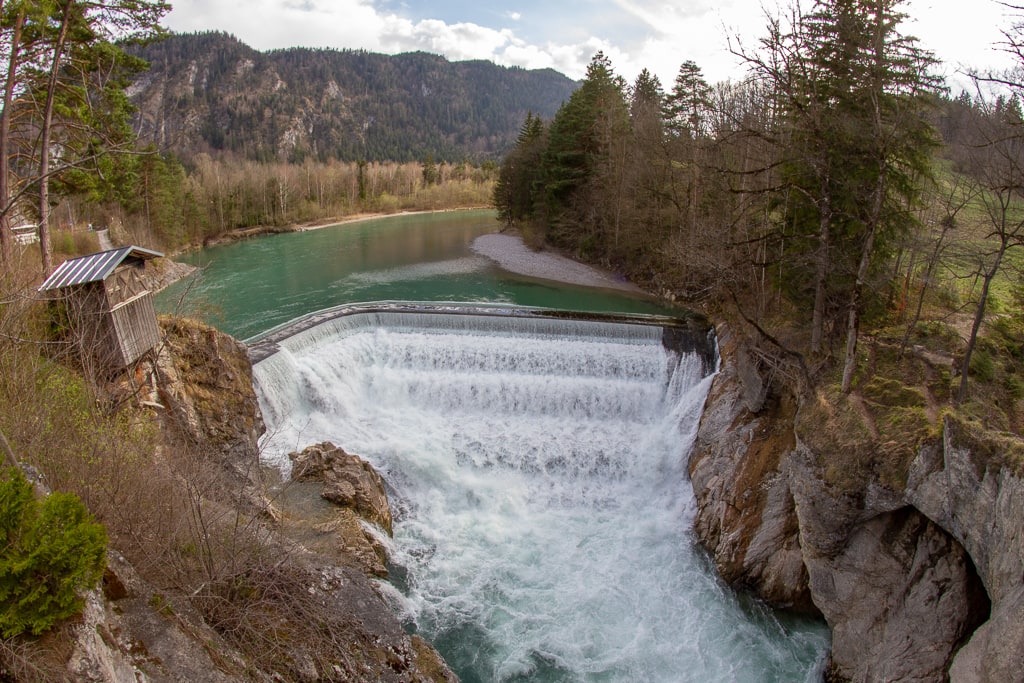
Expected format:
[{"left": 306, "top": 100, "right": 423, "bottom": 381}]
[{"left": 253, "top": 312, "right": 829, "bottom": 682}]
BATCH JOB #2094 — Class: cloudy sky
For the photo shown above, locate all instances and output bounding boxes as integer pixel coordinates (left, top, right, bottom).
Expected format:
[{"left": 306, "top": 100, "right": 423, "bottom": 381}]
[{"left": 164, "top": 0, "right": 1018, "bottom": 90}]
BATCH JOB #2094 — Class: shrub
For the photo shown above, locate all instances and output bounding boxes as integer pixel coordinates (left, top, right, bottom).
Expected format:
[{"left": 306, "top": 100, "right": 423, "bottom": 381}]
[
  {"left": 0, "top": 469, "right": 107, "bottom": 637},
  {"left": 51, "top": 229, "right": 100, "bottom": 259},
  {"left": 1006, "top": 373, "right": 1024, "bottom": 400},
  {"left": 969, "top": 346, "right": 997, "bottom": 383}
]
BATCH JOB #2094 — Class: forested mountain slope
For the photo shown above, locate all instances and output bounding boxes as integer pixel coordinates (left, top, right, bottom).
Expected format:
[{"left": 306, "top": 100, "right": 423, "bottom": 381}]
[{"left": 127, "top": 32, "right": 578, "bottom": 163}]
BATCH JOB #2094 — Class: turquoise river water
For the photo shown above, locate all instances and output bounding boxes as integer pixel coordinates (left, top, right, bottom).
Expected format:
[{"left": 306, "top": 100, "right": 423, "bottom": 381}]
[
  {"left": 159, "top": 210, "right": 672, "bottom": 340},
  {"left": 157, "top": 209, "right": 829, "bottom": 682}
]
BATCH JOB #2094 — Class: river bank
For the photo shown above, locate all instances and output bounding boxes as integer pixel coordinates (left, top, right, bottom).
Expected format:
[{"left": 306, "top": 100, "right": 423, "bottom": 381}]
[
  {"left": 470, "top": 232, "right": 643, "bottom": 293},
  {"left": 291, "top": 207, "right": 643, "bottom": 295},
  {"left": 190, "top": 207, "right": 491, "bottom": 251}
]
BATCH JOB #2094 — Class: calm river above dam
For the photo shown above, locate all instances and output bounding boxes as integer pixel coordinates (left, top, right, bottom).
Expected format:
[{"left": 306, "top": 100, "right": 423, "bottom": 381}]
[
  {"left": 157, "top": 210, "right": 829, "bottom": 682},
  {"left": 159, "top": 209, "right": 671, "bottom": 340}
]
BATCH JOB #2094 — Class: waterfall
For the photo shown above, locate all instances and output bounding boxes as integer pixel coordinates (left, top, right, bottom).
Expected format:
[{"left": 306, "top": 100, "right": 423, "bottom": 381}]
[{"left": 252, "top": 306, "right": 828, "bottom": 682}]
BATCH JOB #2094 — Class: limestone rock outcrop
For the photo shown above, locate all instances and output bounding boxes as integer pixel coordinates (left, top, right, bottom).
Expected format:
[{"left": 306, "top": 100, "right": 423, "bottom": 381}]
[
  {"left": 67, "top": 548, "right": 458, "bottom": 683},
  {"left": 154, "top": 316, "right": 264, "bottom": 466},
  {"left": 690, "top": 326, "right": 1019, "bottom": 682},
  {"left": 67, "top": 551, "right": 250, "bottom": 683},
  {"left": 285, "top": 441, "right": 395, "bottom": 578},
  {"left": 788, "top": 440, "right": 988, "bottom": 682},
  {"left": 689, "top": 327, "right": 813, "bottom": 610},
  {"left": 289, "top": 441, "right": 394, "bottom": 535},
  {"left": 61, "top": 318, "right": 457, "bottom": 682},
  {"left": 907, "top": 418, "right": 1024, "bottom": 682}
]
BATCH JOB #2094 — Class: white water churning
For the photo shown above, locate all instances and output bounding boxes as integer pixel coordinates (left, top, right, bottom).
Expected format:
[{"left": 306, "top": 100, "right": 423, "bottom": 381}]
[{"left": 251, "top": 306, "right": 828, "bottom": 682}]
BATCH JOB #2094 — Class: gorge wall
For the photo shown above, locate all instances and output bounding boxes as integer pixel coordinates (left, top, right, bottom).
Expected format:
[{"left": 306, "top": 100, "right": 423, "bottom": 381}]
[
  {"left": 690, "top": 325, "right": 1024, "bottom": 682},
  {"left": 66, "top": 318, "right": 455, "bottom": 683}
]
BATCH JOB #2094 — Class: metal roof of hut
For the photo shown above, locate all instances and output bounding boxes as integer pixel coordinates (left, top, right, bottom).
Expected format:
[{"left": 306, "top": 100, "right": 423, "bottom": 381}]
[{"left": 39, "top": 246, "right": 163, "bottom": 292}]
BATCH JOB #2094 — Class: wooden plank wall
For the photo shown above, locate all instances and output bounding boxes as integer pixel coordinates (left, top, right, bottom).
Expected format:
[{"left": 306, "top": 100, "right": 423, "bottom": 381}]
[{"left": 108, "top": 293, "right": 160, "bottom": 367}]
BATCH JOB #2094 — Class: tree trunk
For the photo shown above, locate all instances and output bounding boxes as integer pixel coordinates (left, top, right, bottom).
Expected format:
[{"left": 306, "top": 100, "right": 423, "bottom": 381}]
[
  {"left": 840, "top": 224, "right": 874, "bottom": 392},
  {"left": 0, "top": 8, "right": 24, "bottom": 266},
  {"left": 841, "top": 162, "right": 886, "bottom": 393},
  {"left": 899, "top": 221, "right": 951, "bottom": 358},
  {"left": 0, "top": 425, "right": 18, "bottom": 471},
  {"left": 38, "top": 0, "right": 75, "bottom": 275},
  {"left": 810, "top": 185, "right": 831, "bottom": 356},
  {"left": 958, "top": 248, "right": 1003, "bottom": 404}
]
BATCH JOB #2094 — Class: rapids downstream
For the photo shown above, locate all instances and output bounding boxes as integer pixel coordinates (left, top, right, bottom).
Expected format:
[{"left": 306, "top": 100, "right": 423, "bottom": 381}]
[{"left": 251, "top": 304, "right": 829, "bottom": 682}]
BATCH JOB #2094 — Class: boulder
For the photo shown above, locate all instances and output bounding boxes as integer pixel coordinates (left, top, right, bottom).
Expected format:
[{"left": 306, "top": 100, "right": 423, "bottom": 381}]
[{"left": 289, "top": 441, "right": 393, "bottom": 535}]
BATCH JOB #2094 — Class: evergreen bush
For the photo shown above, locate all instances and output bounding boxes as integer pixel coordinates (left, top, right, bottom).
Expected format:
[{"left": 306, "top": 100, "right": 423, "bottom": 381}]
[
  {"left": 0, "top": 469, "right": 107, "bottom": 637},
  {"left": 969, "top": 346, "right": 997, "bottom": 384}
]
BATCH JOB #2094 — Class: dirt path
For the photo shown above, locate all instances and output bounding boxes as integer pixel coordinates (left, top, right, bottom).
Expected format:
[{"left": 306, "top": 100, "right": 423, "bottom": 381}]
[{"left": 96, "top": 228, "right": 113, "bottom": 250}]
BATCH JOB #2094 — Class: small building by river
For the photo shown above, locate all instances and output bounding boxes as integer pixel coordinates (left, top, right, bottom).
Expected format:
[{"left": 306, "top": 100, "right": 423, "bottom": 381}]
[{"left": 39, "top": 246, "right": 164, "bottom": 371}]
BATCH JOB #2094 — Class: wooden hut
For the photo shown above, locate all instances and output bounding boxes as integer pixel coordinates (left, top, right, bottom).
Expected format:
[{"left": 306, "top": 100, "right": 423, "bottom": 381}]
[{"left": 39, "top": 246, "right": 164, "bottom": 371}]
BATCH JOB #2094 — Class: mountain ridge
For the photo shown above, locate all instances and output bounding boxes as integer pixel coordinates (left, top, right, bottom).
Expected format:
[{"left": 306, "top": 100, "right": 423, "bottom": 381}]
[{"left": 127, "top": 32, "right": 579, "bottom": 163}]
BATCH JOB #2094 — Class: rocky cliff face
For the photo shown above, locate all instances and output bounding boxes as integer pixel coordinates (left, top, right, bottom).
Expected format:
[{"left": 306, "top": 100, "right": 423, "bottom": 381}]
[
  {"left": 908, "top": 419, "right": 1024, "bottom": 681},
  {"left": 65, "top": 318, "right": 457, "bottom": 683},
  {"left": 688, "top": 327, "right": 814, "bottom": 612},
  {"left": 690, "top": 326, "right": 1020, "bottom": 682},
  {"left": 127, "top": 32, "right": 578, "bottom": 163}
]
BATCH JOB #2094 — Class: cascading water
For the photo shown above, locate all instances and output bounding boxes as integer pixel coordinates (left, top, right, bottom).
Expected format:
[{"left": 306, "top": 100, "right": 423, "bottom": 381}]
[{"left": 252, "top": 306, "right": 829, "bottom": 682}]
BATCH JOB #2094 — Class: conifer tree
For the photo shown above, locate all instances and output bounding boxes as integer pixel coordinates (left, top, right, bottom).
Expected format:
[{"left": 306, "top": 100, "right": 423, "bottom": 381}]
[
  {"left": 834, "top": 0, "right": 941, "bottom": 390},
  {"left": 748, "top": 0, "right": 939, "bottom": 372},
  {"left": 630, "top": 68, "right": 665, "bottom": 142},
  {"left": 0, "top": 0, "right": 168, "bottom": 272},
  {"left": 540, "top": 52, "right": 629, "bottom": 252},
  {"left": 493, "top": 111, "right": 545, "bottom": 226},
  {"left": 665, "top": 60, "right": 713, "bottom": 139},
  {"left": 624, "top": 69, "right": 669, "bottom": 255},
  {"left": 0, "top": 468, "right": 107, "bottom": 637}
]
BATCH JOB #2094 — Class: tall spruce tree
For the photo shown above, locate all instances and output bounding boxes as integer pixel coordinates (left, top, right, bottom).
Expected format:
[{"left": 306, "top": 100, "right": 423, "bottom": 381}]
[
  {"left": 833, "top": 0, "right": 941, "bottom": 390},
  {"left": 662, "top": 61, "right": 713, "bottom": 250},
  {"left": 540, "top": 52, "right": 629, "bottom": 253},
  {"left": 624, "top": 69, "right": 669, "bottom": 257},
  {"left": 630, "top": 68, "right": 665, "bottom": 142},
  {"left": 750, "top": 0, "right": 939, "bottom": 373},
  {"left": 665, "top": 60, "right": 713, "bottom": 139},
  {"left": 493, "top": 111, "right": 545, "bottom": 226}
]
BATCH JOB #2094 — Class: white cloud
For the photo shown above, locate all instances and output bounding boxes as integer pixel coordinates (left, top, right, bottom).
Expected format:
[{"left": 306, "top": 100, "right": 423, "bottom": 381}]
[
  {"left": 165, "top": 0, "right": 391, "bottom": 52},
  {"left": 163, "top": 0, "right": 1020, "bottom": 89},
  {"left": 498, "top": 42, "right": 558, "bottom": 71},
  {"left": 380, "top": 18, "right": 518, "bottom": 61},
  {"left": 166, "top": 0, "right": 590, "bottom": 74},
  {"left": 547, "top": 39, "right": 613, "bottom": 80}
]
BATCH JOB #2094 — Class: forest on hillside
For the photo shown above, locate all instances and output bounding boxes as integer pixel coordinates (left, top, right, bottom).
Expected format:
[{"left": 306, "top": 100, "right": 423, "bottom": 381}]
[
  {"left": 126, "top": 32, "right": 578, "bottom": 164},
  {"left": 494, "top": 3, "right": 1024, "bottom": 414},
  {"left": 0, "top": 29, "right": 580, "bottom": 260}
]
